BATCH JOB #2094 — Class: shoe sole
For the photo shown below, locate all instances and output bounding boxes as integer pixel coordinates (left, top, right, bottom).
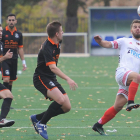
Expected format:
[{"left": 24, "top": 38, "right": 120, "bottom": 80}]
[
  {"left": 0, "top": 121, "right": 15, "bottom": 128},
  {"left": 126, "top": 104, "right": 140, "bottom": 111},
  {"left": 29, "top": 116, "right": 39, "bottom": 134}
]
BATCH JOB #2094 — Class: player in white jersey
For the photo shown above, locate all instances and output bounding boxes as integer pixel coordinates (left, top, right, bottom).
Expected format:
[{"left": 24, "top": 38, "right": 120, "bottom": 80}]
[{"left": 92, "top": 19, "right": 140, "bottom": 135}]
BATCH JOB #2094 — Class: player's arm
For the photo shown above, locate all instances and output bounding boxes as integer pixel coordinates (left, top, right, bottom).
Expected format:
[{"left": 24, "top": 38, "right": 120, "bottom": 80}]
[
  {"left": 18, "top": 47, "right": 27, "bottom": 71},
  {"left": 0, "top": 49, "right": 13, "bottom": 62},
  {"left": 94, "top": 35, "right": 112, "bottom": 48},
  {"left": 49, "top": 64, "right": 78, "bottom": 90}
]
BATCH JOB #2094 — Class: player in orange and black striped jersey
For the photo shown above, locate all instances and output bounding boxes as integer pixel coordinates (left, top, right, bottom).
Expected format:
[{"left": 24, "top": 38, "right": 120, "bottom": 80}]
[
  {"left": 30, "top": 21, "right": 78, "bottom": 139},
  {"left": 1, "top": 13, "right": 27, "bottom": 93}
]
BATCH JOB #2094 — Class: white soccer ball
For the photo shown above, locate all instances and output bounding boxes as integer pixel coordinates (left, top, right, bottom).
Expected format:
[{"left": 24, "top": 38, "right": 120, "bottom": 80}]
[{"left": 137, "top": 6, "right": 140, "bottom": 17}]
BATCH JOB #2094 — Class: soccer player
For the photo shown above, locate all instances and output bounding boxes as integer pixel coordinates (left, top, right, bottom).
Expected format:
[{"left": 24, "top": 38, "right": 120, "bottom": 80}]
[
  {"left": 0, "top": 24, "right": 15, "bottom": 127},
  {"left": 1, "top": 13, "right": 27, "bottom": 94},
  {"left": 30, "top": 21, "right": 78, "bottom": 140},
  {"left": 92, "top": 19, "right": 140, "bottom": 135}
]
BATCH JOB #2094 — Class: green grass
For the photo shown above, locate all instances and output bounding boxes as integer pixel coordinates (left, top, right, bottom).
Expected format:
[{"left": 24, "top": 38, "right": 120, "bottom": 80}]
[{"left": 0, "top": 56, "right": 140, "bottom": 140}]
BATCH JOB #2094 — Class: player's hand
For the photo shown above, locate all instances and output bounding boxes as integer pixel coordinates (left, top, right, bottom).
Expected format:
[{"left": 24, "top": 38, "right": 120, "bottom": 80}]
[
  {"left": 94, "top": 35, "right": 102, "bottom": 44},
  {"left": 66, "top": 78, "right": 78, "bottom": 90},
  {"left": 22, "top": 64, "right": 27, "bottom": 71},
  {"left": 4, "top": 49, "right": 13, "bottom": 59}
]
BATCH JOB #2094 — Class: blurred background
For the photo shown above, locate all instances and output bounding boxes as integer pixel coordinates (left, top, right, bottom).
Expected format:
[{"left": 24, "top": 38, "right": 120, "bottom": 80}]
[{"left": 1, "top": 0, "right": 140, "bottom": 55}]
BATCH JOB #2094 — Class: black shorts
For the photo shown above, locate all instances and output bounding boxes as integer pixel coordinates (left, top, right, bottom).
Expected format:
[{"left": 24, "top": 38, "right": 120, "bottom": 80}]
[
  {"left": 1, "top": 59, "right": 18, "bottom": 81},
  {"left": 33, "top": 74, "right": 66, "bottom": 100},
  {"left": 0, "top": 83, "right": 8, "bottom": 91}
]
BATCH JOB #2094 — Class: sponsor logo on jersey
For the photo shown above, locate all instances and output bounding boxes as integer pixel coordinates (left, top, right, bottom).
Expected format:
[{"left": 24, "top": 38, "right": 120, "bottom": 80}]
[
  {"left": 49, "top": 81, "right": 55, "bottom": 86},
  {"left": 15, "top": 33, "right": 19, "bottom": 38},
  {"left": 128, "top": 49, "right": 140, "bottom": 59}
]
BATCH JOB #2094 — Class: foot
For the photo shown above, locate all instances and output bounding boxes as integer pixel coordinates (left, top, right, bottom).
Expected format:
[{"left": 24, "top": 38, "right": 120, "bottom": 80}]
[
  {"left": 36, "top": 121, "right": 48, "bottom": 140},
  {"left": 0, "top": 119, "right": 15, "bottom": 128},
  {"left": 92, "top": 123, "right": 107, "bottom": 135},
  {"left": 29, "top": 114, "right": 39, "bottom": 133},
  {"left": 126, "top": 103, "right": 140, "bottom": 111}
]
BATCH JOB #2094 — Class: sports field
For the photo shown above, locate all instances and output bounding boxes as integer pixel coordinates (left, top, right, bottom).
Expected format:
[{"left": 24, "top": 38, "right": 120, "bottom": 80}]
[{"left": 0, "top": 56, "right": 140, "bottom": 140}]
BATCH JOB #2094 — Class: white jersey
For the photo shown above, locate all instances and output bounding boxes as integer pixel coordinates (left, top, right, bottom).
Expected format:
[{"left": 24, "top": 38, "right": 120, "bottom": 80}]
[{"left": 111, "top": 37, "right": 140, "bottom": 73}]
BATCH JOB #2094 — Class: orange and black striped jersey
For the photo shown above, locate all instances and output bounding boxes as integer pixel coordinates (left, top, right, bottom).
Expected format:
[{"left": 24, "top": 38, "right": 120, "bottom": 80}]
[
  {"left": 2, "top": 26, "right": 23, "bottom": 59},
  {"left": 0, "top": 41, "right": 3, "bottom": 58},
  {"left": 34, "top": 37, "right": 60, "bottom": 78}
]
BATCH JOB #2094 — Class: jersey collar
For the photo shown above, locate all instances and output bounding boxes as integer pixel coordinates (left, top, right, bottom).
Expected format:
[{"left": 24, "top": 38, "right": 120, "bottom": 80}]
[
  {"left": 48, "top": 37, "right": 59, "bottom": 48},
  {"left": 5, "top": 26, "right": 17, "bottom": 32}
]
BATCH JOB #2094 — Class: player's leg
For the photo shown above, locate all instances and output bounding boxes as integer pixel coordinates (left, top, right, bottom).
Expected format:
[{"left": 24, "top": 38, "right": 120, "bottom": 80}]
[
  {"left": 1, "top": 60, "right": 10, "bottom": 89},
  {"left": 125, "top": 72, "right": 140, "bottom": 110},
  {"left": 36, "top": 88, "right": 66, "bottom": 140},
  {"left": 0, "top": 84, "right": 15, "bottom": 128},
  {"left": 39, "top": 88, "right": 69, "bottom": 124},
  {"left": 92, "top": 94, "right": 127, "bottom": 135},
  {"left": 9, "top": 59, "right": 18, "bottom": 92}
]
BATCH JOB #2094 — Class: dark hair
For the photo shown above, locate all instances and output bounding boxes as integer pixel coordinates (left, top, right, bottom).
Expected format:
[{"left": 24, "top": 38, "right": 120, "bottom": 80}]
[
  {"left": 130, "top": 19, "right": 140, "bottom": 28},
  {"left": 7, "top": 13, "right": 16, "bottom": 19},
  {"left": 46, "top": 21, "right": 62, "bottom": 38},
  {"left": 0, "top": 24, "right": 1, "bottom": 27}
]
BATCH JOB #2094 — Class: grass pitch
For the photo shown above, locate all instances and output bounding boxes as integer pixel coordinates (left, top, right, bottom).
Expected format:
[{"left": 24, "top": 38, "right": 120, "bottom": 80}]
[{"left": 0, "top": 56, "right": 140, "bottom": 140}]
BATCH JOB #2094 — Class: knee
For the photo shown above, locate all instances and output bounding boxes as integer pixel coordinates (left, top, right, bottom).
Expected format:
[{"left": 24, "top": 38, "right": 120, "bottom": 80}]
[
  {"left": 137, "top": 75, "right": 140, "bottom": 83},
  {"left": 63, "top": 104, "right": 71, "bottom": 113},
  {"left": 3, "top": 78, "right": 10, "bottom": 83},
  {"left": 4, "top": 91, "right": 13, "bottom": 99},
  {"left": 114, "top": 105, "right": 123, "bottom": 112}
]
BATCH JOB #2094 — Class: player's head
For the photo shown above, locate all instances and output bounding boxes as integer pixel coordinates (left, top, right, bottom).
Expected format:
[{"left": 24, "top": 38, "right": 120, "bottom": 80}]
[
  {"left": 46, "top": 21, "right": 63, "bottom": 41},
  {"left": 6, "top": 13, "right": 17, "bottom": 29},
  {"left": 130, "top": 19, "right": 140, "bottom": 39},
  {"left": 0, "top": 24, "right": 3, "bottom": 41}
]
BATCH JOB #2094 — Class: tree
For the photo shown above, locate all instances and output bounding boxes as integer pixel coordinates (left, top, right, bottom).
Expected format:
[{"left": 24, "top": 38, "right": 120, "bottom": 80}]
[
  {"left": 91, "top": 0, "right": 111, "bottom": 6},
  {"left": 64, "top": 0, "right": 87, "bottom": 53},
  {"left": 2, "top": 0, "right": 40, "bottom": 17}
]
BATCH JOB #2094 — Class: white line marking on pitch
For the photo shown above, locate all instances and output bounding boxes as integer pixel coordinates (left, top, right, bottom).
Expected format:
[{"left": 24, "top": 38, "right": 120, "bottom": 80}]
[{"left": 3, "top": 126, "right": 140, "bottom": 129}]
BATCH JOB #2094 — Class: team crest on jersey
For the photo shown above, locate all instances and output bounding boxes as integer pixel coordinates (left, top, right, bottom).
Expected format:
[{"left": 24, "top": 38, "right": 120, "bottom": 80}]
[
  {"left": 5, "top": 70, "right": 10, "bottom": 75},
  {"left": 0, "top": 45, "right": 3, "bottom": 51},
  {"left": 53, "top": 50, "right": 55, "bottom": 53},
  {"left": 49, "top": 81, "right": 55, "bottom": 86},
  {"left": 15, "top": 33, "right": 19, "bottom": 38}
]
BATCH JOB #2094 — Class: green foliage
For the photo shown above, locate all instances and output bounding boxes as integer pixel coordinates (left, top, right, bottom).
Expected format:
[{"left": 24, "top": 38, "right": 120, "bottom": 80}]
[
  {"left": 2, "top": 0, "right": 40, "bottom": 17},
  {"left": 2, "top": 0, "right": 87, "bottom": 33}
]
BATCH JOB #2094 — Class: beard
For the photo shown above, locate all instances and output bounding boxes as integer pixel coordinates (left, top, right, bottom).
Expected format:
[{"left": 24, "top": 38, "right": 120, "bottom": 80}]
[
  {"left": 132, "top": 31, "right": 140, "bottom": 39},
  {"left": 9, "top": 24, "right": 14, "bottom": 29},
  {"left": 133, "top": 34, "right": 140, "bottom": 39}
]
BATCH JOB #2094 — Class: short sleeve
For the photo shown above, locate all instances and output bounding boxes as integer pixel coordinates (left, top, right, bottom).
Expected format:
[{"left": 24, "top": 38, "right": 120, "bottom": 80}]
[
  {"left": 42, "top": 46, "right": 56, "bottom": 66},
  {"left": 111, "top": 38, "right": 124, "bottom": 49}
]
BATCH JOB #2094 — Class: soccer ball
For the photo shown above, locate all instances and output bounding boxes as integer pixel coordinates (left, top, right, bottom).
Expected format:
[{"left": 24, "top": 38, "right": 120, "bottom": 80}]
[{"left": 137, "top": 6, "right": 140, "bottom": 17}]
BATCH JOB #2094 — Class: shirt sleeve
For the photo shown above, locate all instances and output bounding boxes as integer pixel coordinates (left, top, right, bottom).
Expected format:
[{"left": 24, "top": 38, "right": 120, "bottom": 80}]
[
  {"left": 111, "top": 38, "right": 123, "bottom": 49},
  {"left": 42, "top": 46, "right": 56, "bottom": 66}
]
